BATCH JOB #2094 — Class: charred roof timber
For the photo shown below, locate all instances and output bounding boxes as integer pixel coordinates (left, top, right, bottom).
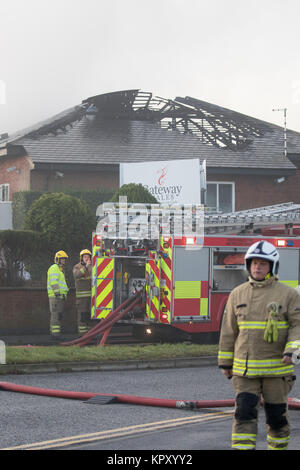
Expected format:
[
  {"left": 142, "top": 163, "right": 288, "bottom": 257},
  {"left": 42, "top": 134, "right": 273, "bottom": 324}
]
[
  {"left": 80, "top": 89, "right": 269, "bottom": 151},
  {"left": 2, "top": 89, "right": 300, "bottom": 173}
]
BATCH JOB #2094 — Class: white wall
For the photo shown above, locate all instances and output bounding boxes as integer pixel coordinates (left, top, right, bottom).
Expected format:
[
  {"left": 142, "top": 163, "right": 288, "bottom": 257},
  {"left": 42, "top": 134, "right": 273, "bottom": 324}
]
[{"left": 0, "top": 202, "right": 12, "bottom": 229}]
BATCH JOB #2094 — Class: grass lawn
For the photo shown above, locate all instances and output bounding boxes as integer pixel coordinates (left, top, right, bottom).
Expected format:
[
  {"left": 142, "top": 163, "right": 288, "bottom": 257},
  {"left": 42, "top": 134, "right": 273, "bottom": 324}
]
[{"left": 4, "top": 343, "right": 218, "bottom": 365}]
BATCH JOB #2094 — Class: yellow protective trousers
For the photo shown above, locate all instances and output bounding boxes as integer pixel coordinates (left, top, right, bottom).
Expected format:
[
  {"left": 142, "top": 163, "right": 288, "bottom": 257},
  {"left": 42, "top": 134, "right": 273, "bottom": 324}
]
[
  {"left": 231, "top": 375, "right": 295, "bottom": 450},
  {"left": 49, "top": 297, "right": 65, "bottom": 336},
  {"left": 76, "top": 297, "right": 91, "bottom": 335}
]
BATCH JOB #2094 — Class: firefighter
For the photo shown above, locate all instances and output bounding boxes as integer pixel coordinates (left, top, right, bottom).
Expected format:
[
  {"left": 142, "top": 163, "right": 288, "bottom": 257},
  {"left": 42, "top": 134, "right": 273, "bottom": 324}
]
[
  {"left": 47, "top": 250, "right": 69, "bottom": 337},
  {"left": 218, "top": 240, "right": 300, "bottom": 450},
  {"left": 73, "top": 249, "right": 92, "bottom": 335}
]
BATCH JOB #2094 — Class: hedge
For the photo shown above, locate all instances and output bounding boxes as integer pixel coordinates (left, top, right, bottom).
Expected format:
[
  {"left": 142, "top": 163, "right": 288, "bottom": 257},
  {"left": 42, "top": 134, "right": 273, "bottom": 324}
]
[
  {"left": 12, "top": 189, "right": 114, "bottom": 230},
  {"left": 110, "top": 183, "right": 158, "bottom": 204},
  {"left": 0, "top": 230, "right": 50, "bottom": 286}
]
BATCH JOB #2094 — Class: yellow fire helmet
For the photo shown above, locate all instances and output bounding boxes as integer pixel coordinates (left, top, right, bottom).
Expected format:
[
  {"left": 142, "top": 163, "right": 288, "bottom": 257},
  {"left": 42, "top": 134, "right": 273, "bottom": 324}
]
[
  {"left": 80, "top": 249, "right": 92, "bottom": 261},
  {"left": 54, "top": 250, "right": 68, "bottom": 264}
]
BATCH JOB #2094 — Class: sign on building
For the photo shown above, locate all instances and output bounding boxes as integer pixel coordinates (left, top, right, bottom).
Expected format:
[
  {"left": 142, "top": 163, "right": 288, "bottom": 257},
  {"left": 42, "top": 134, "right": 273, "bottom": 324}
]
[{"left": 120, "top": 159, "right": 202, "bottom": 204}]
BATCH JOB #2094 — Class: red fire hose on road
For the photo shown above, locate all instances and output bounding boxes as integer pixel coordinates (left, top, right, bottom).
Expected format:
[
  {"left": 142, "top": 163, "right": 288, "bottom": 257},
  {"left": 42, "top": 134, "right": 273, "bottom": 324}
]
[{"left": 0, "top": 381, "right": 300, "bottom": 410}]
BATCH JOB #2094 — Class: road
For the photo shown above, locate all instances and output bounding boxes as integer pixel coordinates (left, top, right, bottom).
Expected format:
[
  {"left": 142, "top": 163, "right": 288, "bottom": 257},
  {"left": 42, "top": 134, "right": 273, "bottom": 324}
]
[{"left": 1, "top": 364, "right": 300, "bottom": 453}]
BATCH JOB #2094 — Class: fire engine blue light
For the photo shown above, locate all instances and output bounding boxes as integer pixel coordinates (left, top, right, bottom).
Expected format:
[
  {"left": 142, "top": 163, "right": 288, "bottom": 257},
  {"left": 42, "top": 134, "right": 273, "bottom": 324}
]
[{"left": 287, "top": 240, "right": 294, "bottom": 247}]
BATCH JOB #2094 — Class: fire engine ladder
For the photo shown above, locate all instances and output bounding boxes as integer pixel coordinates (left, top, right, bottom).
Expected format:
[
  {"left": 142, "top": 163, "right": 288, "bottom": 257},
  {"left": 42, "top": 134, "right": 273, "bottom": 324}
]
[{"left": 204, "top": 202, "right": 300, "bottom": 235}]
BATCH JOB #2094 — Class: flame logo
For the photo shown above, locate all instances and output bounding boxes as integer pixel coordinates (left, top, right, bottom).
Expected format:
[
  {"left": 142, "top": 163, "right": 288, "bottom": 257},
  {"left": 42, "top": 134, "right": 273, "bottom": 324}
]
[{"left": 157, "top": 167, "right": 167, "bottom": 186}]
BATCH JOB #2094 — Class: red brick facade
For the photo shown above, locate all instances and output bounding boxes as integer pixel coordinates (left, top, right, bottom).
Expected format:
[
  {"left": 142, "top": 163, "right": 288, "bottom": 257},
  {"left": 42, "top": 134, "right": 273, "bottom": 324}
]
[
  {"left": 1, "top": 152, "right": 300, "bottom": 211},
  {"left": 30, "top": 168, "right": 119, "bottom": 193},
  {"left": 0, "top": 154, "right": 33, "bottom": 200},
  {"left": 0, "top": 288, "right": 77, "bottom": 335},
  {"left": 207, "top": 171, "right": 300, "bottom": 211}
]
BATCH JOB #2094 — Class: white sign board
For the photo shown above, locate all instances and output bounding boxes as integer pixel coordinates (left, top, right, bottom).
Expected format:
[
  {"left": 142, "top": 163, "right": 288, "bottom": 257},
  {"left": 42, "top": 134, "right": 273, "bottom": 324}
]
[{"left": 120, "top": 159, "right": 201, "bottom": 204}]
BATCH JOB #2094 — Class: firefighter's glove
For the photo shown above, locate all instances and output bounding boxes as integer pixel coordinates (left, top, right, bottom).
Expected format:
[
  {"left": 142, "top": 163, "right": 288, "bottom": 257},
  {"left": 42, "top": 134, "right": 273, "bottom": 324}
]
[{"left": 264, "top": 302, "right": 279, "bottom": 343}]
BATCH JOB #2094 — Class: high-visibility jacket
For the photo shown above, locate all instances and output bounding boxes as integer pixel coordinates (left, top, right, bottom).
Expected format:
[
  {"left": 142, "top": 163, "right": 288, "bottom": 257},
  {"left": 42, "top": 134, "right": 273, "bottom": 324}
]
[
  {"left": 73, "top": 262, "right": 92, "bottom": 299},
  {"left": 47, "top": 264, "right": 69, "bottom": 298},
  {"left": 218, "top": 276, "right": 300, "bottom": 377}
]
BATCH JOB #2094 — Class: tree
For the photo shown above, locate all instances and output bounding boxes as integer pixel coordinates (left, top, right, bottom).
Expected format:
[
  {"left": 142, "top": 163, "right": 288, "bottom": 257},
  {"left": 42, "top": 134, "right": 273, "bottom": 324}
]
[
  {"left": 24, "top": 192, "right": 95, "bottom": 250},
  {"left": 110, "top": 183, "right": 158, "bottom": 204},
  {"left": 24, "top": 193, "right": 95, "bottom": 285}
]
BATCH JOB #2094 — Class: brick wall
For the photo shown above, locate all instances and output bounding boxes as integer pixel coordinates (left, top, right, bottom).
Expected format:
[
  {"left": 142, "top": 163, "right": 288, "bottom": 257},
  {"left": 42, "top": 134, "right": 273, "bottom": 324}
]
[
  {"left": 208, "top": 171, "right": 300, "bottom": 211},
  {"left": 0, "top": 288, "right": 77, "bottom": 335},
  {"left": 0, "top": 155, "right": 33, "bottom": 200},
  {"left": 30, "top": 168, "right": 119, "bottom": 192}
]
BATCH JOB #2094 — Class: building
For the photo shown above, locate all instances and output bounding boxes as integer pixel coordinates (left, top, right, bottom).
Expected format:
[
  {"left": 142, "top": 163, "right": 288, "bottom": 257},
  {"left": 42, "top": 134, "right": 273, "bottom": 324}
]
[{"left": 1, "top": 89, "right": 300, "bottom": 226}]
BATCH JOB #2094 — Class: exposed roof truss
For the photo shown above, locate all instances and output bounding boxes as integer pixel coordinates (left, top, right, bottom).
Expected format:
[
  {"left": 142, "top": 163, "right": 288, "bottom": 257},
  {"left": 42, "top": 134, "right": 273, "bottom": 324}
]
[
  {"left": 130, "top": 91, "right": 268, "bottom": 151},
  {"left": 9, "top": 89, "right": 270, "bottom": 152}
]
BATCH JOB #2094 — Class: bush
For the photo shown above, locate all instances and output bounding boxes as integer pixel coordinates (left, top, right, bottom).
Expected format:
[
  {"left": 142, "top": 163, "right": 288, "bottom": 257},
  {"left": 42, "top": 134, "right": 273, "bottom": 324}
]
[
  {"left": 12, "top": 191, "right": 43, "bottom": 230},
  {"left": 65, "top": 189, "right": 114, "bottom": 217},
  {"left": 24, "top": 193, "right": 96, "bottom": 286},
  {"left": 8, "top": 191, "right": 113, "bottom": 286},
  {"left": 0, "top": 230, "right": 49, "bottom": 286},
  {"left": 24, "top": 193, "right": 94, "bottom": 250},
  {"left": 12, "top": 189, "right": 114, "bottom": 230},
  {"left": 110, "top": 183, "right": 158, "bottom": 204}
]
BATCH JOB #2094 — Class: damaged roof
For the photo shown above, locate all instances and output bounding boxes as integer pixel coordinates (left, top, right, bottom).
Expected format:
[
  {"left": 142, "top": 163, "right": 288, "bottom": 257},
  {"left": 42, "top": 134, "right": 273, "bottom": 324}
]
[{"left": 1, "top": 89, "right": 299, "bottom": 172}]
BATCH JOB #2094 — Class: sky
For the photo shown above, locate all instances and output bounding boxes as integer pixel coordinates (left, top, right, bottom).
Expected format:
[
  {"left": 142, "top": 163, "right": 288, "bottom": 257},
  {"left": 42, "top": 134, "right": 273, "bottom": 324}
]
[{"left": 0, "top": 0, "right": 300, "bottom": 135}]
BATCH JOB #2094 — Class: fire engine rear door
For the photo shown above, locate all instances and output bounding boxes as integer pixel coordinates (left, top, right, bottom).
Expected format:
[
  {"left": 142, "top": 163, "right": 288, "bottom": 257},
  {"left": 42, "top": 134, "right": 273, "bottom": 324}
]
[
  {"left": 173, "top": 246, "right": 210, "bottom": 321},
  {"left": 278, "top": 248, "right": 299, "bottom": 287}
]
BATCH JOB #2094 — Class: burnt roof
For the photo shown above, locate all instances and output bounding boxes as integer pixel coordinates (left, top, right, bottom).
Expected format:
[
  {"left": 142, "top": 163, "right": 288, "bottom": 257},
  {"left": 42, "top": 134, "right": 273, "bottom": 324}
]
[{"left": 1, "top": 89, "right": 299, "bottom": 172}]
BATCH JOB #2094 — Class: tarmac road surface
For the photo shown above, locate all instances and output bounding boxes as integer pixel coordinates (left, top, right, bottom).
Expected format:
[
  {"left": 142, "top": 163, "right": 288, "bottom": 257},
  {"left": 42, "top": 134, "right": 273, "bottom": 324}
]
[{"left": 1, "top": 364, "right": 300, "bottom": 453}]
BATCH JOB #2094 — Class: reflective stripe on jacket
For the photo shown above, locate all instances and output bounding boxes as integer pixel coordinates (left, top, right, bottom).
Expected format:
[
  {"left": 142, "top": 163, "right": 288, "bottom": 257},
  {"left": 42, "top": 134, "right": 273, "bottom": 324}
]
[
  {"left": 218, "top": 276, "right": 300, "bottom": 377},
  {"left": 47, "top": 264, "right": 69, "bottom": 298},
  {"left": 73, "top": 262, "right": 92, "bottom": 298}
]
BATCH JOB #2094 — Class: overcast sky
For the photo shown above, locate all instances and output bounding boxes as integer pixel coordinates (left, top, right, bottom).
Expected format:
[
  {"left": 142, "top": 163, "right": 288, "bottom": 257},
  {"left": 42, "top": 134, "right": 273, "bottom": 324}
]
[{"left": 0, "top": 0, "right": 299, "bottom": 135}]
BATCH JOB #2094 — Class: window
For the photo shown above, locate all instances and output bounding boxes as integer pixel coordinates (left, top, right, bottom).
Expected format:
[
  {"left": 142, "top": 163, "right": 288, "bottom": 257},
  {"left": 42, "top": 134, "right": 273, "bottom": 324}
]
[
  {"left": 0, "top": 184, "right": 9, "bottom": 202},
  {"left": 206, "top": 182, "right": 234, "bottom": 213},
  {"left": 212, "top": 248, "right": 248, "bottom": 291}
]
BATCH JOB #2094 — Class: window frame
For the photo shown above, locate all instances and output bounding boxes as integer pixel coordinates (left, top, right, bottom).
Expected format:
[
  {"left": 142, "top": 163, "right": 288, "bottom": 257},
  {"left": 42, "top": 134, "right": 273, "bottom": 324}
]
[
  {"left": 0, "top": 183, "right": 10, "bottom": 202},
  {"left": 206, "top": 181, "right": 235, "bottom": 213}
]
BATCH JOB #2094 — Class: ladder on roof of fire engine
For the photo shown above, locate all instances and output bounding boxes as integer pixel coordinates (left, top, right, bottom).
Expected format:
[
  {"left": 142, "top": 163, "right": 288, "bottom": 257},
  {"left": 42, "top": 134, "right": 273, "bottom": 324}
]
[
  {"left": 96, "top": 202, "right": 300, "bottom": 237},
  {"left": 204, "top": 202, "right": 300, "bottom": 234}
]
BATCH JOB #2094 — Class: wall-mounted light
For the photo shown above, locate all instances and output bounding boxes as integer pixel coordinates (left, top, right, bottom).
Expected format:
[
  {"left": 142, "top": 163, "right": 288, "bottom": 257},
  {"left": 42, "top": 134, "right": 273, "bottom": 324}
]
[
  {"left": 6, "top": 166, "right": 20, "bottom": 174},
  {"left": 55, "top": 171, "right": 64, "bottom": 178},
  {"left": 274, "top": 177, "right": 285, "bottom": 184}
]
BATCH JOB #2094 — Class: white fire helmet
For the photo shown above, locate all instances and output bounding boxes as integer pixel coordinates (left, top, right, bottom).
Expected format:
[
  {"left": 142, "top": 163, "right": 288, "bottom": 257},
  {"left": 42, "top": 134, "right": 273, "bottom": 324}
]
[{"left": 245, "top": 240, "right": 280, "bottom": 276}]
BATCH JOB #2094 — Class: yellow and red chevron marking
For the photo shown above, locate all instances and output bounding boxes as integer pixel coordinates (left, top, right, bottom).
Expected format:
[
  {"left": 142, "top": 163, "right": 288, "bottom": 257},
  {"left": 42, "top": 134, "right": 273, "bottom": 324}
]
[
  {"left": 145, "top": 263, "right": 151, "bottom": 320},
  {"left": 91, "top": 236, "right": 98, "bottom": 319},
  {"left": 91, "top": 234, "right": 106, "bottom": 319},
  {"left": 145, "top": 253, "right": 160, "bottom": 321},
  {"left": 159, "top": 237, "right": 172, "bottom": 323},
  {"left": 95, "top": 257, "right": 114, "bottom": 319}
]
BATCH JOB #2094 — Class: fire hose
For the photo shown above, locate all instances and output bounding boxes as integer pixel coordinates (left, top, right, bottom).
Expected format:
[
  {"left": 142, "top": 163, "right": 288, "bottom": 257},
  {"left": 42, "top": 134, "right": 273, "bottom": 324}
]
[
  {"left": 61, "top": 293, "right": 142, "bottom": 347},
  {"left": 61, "top": 293, "right": 139, "bottom": 346},
  {"left": 0, "top": 381, "right": 300, "bottom": 410}
]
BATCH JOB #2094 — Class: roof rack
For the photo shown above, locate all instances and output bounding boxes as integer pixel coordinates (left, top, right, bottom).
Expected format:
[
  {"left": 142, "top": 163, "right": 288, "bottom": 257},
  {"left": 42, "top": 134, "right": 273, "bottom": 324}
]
[
  {"left": 95, "top": 202, "right": 300, "bottom": 239},
  {"left": 204, "top": 202, "right": 300, "bottom": 234}
]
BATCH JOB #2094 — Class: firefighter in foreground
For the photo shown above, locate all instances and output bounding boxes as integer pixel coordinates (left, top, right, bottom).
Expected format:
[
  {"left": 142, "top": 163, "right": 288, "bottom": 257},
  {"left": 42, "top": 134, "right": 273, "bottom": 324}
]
[
  {"left": 47, "top": 250, "right": 69, "bottom": 337},
  {"left": 218, "top": 240, "right": 300, "bottom": 450},
  {"left": 73, "top": 249, "right": 92, "bottom": 335}
]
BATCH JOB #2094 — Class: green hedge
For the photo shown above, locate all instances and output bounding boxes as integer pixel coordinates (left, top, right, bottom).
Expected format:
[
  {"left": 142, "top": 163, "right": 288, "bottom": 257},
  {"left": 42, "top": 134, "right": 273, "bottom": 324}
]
[
  {"left": 110, "top": 183, "right": 158, "bottom": 203},
  {"left": 12, "top": 189, "right": 114, "bottom": 230},
  {"left": 12, "top": 191, "right": 43, "bottom": 230},
  {"left": 23, "top": 192, "right": 98, "bottom": 288},
  {"left": 0, "top": 230, "right": 50, "bottom": 286}
]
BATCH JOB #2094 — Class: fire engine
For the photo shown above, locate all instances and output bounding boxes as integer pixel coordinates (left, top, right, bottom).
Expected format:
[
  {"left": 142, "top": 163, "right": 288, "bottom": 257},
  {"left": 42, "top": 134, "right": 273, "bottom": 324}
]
[{"left": 90, "top": 202, "right": 300, "bottom": 343}]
